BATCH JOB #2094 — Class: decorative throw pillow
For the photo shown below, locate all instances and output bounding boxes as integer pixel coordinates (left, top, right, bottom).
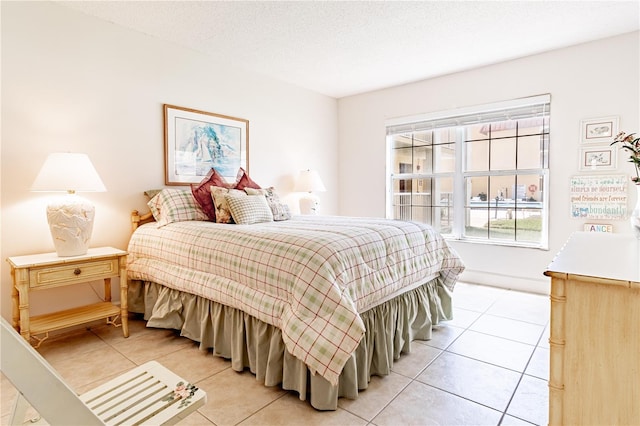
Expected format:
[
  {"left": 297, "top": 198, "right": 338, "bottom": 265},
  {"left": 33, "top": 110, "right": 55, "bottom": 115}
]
[
  {"left": 234, "top": 167, "right": 262, "bottom": 191},
  {"left": 190, "top": 168, "right": 231, "bottom": 221},
  {"left": 210, "top": 186, "right": 246, "bottom": 224},
  {"left": 148, "top": 189, "right": 208, "bottom": 227},
  {"left": 244, "top": 187, "right": 292, "bottom": 221},
  {"left": 226, "top": 194, "right": 274, "bottom": 225}
]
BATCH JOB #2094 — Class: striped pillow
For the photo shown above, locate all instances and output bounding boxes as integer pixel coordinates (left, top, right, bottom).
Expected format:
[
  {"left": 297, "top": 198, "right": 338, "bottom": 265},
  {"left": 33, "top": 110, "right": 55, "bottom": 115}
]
[
  {"left": 148, "top": 189, "right": 208, "bottom": 227},
  {"left": 225, "top": 194, "right": 274, "bottom": 225}
]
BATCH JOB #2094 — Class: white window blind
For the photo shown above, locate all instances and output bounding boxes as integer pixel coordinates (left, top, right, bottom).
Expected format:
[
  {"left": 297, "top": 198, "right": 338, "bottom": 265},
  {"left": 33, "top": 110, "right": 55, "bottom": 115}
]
[{"left": 386, "top": 94, "right": 551, "bottom": 134}]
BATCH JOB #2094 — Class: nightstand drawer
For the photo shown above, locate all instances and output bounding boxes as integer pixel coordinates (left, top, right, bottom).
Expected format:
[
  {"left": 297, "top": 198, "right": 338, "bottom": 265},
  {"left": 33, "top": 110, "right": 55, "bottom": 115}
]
[{"left": 29, "top": 258, "right": 120, "bottom": 289}]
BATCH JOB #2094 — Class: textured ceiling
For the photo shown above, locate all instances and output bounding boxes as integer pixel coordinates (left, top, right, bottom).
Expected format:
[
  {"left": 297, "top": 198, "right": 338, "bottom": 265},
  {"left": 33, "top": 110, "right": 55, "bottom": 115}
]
[{"left": 57, "top": 1, "right": 640, "bottom": 98}]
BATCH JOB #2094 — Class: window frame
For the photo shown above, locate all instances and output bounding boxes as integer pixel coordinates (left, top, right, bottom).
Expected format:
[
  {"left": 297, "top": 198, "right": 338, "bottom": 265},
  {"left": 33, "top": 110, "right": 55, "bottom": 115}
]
[{"left": 386, "top": 95, "right": 550, "bottom": 249}]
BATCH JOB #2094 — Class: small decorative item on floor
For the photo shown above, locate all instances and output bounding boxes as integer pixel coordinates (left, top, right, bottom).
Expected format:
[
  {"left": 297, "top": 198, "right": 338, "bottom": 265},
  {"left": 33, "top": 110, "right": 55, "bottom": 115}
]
[
  {"left": 611, "top": 131, "right": 640, "bottom": 238},
  {"left": 163, "top": 381, "right": 200, "bottom": 409}
]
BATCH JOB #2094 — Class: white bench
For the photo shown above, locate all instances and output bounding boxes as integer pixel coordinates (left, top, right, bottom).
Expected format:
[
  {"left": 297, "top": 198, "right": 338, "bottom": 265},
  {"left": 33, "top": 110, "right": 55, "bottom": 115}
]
[{"left": 1, "top": 317, "right": 207, "bottom": 425}]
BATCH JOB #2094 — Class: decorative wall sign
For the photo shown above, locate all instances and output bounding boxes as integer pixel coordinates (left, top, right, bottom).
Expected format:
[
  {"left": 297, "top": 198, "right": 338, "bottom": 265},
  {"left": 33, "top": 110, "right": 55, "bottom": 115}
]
[
  {"left": 164, "top": 104, "right": 249, "bottom": 185},
  {"left": 570, "top": 175, "right": 628, "bottom": 220},
  {"left": 580, "top": 116, "right": 619, "bottom": 144},
  {"left": 583, "top": 223, "right": 613, "bottom": 233}
]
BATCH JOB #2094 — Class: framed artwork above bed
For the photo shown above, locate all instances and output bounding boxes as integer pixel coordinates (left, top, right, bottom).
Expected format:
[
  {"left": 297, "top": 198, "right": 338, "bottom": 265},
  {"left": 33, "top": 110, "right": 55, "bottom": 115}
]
[{"left": 164, "top": 104, "right": 249, "bottom": 185}]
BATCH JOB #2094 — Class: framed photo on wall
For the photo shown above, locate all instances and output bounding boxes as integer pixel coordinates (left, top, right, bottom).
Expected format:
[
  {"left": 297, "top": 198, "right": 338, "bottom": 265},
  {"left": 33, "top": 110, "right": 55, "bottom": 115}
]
[
  {"left": 578, "top": 145, "right": 617, "bottom": 171},
  {"left": 164, "top": 104, "right": 249, "bottom": 185},
  {"left": 580, "top": 116, "right": 619, "bottom": 144}
]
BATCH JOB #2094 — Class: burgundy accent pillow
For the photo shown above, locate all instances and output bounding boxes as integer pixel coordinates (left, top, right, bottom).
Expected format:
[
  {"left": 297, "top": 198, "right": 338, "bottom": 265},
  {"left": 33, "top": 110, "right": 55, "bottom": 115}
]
[
  {"left": 190, "top": 168, "right": 230, "bottom": 221},
  {"left": 234, "top": 167, "right": 262, "bottom": 190}
]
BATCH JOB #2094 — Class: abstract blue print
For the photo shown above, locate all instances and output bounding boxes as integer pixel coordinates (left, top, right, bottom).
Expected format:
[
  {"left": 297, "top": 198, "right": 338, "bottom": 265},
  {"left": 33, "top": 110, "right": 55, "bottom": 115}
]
[{"left": 174, "top": 117, "right": 242, "bottom": 177}]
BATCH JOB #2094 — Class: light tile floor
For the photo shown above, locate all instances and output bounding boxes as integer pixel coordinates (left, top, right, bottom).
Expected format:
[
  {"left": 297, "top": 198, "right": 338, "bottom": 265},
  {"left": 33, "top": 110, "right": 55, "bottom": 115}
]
[{"left": 1, "top": 282, "right": 550, "bottom": 425}]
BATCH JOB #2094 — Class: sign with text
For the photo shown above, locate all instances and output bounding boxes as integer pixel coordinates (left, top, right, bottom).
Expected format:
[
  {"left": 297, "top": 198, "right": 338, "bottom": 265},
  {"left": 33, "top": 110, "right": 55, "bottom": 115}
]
[
  {"left": 570, "top": 175, "right": 628, "bottom": 220},
  {"left": 584, "top": 223, "right": 613, "bottom": 232}
]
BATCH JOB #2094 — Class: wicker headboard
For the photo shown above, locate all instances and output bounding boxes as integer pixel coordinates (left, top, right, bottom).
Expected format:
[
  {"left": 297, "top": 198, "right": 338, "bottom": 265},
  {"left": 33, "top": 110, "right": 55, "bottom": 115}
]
[{"left": 131, "top": 210, "right": 155, "bottom": 232}]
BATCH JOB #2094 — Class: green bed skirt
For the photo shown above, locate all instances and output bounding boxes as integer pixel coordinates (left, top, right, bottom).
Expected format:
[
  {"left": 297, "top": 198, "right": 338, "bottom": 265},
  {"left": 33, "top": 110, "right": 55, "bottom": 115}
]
[{"left": 127, "top": 277, "right": 453, "bottom": 410}]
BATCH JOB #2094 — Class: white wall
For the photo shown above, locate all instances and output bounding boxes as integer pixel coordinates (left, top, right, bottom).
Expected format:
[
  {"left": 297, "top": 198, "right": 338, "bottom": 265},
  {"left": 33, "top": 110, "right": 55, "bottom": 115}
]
[
  {"left": 1, "top": 2, "right": 338, "bottom": 318},
  {"left": 338, "top": 32, "right": 640, "bottom": 294}
]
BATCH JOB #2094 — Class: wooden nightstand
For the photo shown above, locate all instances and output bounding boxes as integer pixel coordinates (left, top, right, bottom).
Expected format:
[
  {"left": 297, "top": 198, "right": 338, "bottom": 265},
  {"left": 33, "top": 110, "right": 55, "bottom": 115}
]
[{"left": 7, "top": 247, "right": 129, "bottom": 347}]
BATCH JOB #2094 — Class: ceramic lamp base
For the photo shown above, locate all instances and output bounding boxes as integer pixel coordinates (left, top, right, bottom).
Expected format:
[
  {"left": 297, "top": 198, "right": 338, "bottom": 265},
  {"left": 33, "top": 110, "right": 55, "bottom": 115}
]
[
  {"left": 46, "top": 194, "right": 95, "bottom": 256},
  {"left": 299, "top": 193, "right": 320, "bottom": 215}
]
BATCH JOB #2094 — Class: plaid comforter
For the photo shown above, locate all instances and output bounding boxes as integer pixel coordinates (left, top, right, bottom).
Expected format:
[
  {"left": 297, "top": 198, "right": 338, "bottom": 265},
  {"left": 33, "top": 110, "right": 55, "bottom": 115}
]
[{"left": 127, "top": 215, "right": 464, "bottom": 385}]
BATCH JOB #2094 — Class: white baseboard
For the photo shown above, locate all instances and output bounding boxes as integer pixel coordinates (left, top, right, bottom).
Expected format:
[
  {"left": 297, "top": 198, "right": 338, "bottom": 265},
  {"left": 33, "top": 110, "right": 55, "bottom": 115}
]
[{"left": 458, "top": 269, "right": 550, "bottom": 295}]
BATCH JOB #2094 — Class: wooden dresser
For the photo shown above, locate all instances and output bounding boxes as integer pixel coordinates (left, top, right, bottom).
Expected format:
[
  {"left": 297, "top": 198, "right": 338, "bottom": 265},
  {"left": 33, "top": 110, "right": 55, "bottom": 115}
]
[{"left": 544, "top": 232, "right": 640, "bottom": 425}]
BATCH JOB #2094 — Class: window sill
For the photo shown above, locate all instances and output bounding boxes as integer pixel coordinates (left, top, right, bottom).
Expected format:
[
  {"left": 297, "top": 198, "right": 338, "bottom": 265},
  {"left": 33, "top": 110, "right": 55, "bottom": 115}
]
[{"left": 444, "top": 235, "right": 549, "bottom": 251}]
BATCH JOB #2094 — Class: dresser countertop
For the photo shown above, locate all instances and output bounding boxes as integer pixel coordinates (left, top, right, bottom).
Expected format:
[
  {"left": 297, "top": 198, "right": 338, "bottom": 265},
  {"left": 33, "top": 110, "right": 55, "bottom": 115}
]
[{"left": 545, "top": 232, "right": 639, "bottom": 284}]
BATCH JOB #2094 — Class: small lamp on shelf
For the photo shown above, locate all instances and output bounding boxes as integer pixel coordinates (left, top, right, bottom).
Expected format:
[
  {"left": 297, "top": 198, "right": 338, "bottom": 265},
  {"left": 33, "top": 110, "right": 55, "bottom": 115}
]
[
  {"left": 31, "top": 153, "right": 106, "bottom": 257},
  {"left": 294, "top": 169, "right": 326, "bottom": 215}
]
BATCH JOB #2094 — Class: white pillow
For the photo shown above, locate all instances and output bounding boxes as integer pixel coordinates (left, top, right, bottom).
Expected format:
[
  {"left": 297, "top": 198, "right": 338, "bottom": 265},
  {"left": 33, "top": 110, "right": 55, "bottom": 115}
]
[{"left": 225, "top": 194, "right": 274, "bottom": 225}]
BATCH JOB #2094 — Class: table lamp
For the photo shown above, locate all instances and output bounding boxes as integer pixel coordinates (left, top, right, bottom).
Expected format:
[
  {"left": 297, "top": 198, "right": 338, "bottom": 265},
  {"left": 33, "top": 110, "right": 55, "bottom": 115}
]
[
  {"left": 31, "top": 153, "right": 106, "bottom": 256},
  {"left": 294, "top": 169, "right": 326, "bottom": 215}
]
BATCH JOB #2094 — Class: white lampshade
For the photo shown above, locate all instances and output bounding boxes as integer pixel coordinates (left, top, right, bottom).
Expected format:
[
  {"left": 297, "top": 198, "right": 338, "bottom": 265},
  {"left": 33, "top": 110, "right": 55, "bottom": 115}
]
[
  {"left": 294, "top": 170, "right": 326, "bottom": 193},
  {"left": 31, "top": 153, "right": 106, "bottom": 257},
  {"left": 294, "top": 170, "right": 326, "bottom": 215},
  {"left": 31, "top": 153, "right": 106, "bottom": 193}
]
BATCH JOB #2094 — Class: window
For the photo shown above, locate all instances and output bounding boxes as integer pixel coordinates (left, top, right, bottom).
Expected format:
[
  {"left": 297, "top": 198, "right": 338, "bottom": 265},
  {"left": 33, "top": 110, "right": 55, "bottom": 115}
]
[{"left": 386, "top": 95, "right": 550, "bottom": 248}]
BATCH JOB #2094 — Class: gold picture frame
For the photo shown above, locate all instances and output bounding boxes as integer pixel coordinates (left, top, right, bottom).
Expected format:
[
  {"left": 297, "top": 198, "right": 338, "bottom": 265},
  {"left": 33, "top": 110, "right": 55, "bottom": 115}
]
[{"left": 164, "top": 104, "right": 249, "bottom": 185}]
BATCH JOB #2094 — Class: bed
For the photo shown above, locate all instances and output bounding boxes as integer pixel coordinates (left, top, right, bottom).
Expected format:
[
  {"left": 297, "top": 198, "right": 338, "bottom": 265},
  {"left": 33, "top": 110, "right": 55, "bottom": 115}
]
[{"left": 126, "top": 186, "right": 465, "bottom": 410}]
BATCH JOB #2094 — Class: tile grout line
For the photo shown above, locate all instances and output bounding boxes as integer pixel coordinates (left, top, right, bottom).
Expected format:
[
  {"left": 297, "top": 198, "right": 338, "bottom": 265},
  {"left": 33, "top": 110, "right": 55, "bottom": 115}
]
[
  {"left": 498, "top": 318, "right": 550, "bottom": 425},
  {"left": 442, "top": 300, "right": 549, "bottom": 425}
]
